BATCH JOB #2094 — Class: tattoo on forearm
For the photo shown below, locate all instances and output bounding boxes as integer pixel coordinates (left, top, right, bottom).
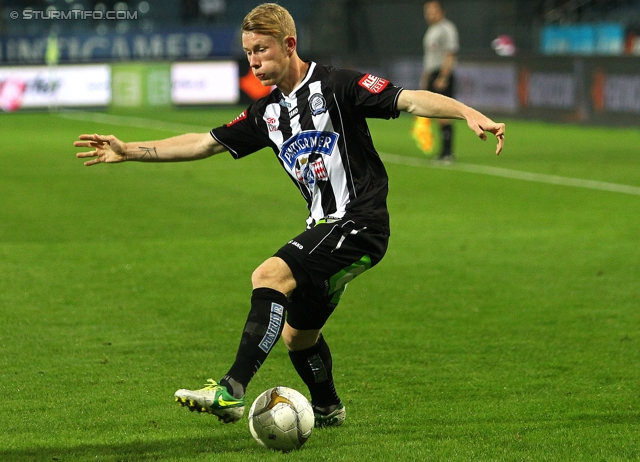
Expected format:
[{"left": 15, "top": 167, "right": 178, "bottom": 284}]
[{"left": 139, "top": 146, "right": 159, "bottom": 159}]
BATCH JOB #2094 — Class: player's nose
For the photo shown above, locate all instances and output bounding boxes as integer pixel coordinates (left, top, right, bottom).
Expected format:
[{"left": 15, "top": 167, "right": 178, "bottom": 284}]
[{"left": 249, "top": 55, "right": 260, "bottom": 68}]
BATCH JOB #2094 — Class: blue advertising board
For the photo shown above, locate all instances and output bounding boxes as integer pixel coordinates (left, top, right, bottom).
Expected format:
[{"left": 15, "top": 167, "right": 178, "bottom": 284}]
[
  {"left": 541, "top": 23, "right": 624, "bottom": 55},
  {"left": 0, "top": 27, "right": 239, "bottom": 64}
]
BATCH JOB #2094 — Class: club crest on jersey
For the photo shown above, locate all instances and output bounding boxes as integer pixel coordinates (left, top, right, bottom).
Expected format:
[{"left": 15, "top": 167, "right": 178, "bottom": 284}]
[
  {"left": 294, "top": 156, "right": 328, "bottom": 187},
  {"left": 309, "top": 93, "right": 327, "bottom": 116},
  {"left": 358, "top": 74, "right": 389, "bottom": 94},
  {"left": 310, "top": 158, "right": 328, "bottom": 181},
  {"left": 279, "top": 130, "right": 339, "bottom": 169}
]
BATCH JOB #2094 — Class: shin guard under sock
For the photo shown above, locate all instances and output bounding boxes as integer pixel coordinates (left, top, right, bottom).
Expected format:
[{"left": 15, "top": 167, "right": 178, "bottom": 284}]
[
  {"left": 288, "top": 334, "right": 340, "bottom": 408},
  {"left": 223, "top": 287, "right": 288, "bottom": 397}
]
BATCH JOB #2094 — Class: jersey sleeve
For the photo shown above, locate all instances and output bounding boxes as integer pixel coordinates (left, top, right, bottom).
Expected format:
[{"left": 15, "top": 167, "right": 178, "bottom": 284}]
[
  {"left": 334, "top": 68, "right": 403, "bottom": 120},
  {"left": 210, "top": 106, "right": 266, "bottom": 159},
  {"left": 444, "top": 22, "right": 460, "bottom": 53}
]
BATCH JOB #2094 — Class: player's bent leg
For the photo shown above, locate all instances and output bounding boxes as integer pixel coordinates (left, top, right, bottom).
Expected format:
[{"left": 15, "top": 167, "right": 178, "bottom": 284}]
[
  {"left": 222, "top": 287, "right": 289, "bottom": 394},
  {"left": 285, "top": 325, "right": 345, "bottom": 428},
  {"left": 175, "top": 379, "right": 245, "bottom": 424},
  {"left": 175, "top": 258, "right": 296, "bottom": 424},
  {"left": 251, "top": 257, "right": 297, "bottom": 295}
]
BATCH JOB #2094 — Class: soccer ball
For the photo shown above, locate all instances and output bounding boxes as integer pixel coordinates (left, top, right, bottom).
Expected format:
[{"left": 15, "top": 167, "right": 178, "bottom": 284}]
[{"left": 248, "top": 386, "right": 314, "bottom": 452}]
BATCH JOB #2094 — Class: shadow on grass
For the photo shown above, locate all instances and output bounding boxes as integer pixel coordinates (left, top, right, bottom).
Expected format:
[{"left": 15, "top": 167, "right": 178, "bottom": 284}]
[{"left": 0, "top": 434, "right": 254, "bottom": 462}]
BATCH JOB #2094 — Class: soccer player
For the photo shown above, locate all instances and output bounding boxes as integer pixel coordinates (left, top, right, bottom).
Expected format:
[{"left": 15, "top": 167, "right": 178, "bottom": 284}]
[
  {"left": 74, "top": 3, "right": 504, "bottom": 428},
  {"left": 420, "top": 1, "right": 459, "bottom": 162}
]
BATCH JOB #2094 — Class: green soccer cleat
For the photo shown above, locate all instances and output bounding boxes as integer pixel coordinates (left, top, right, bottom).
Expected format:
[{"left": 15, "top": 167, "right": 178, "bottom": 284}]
[
  {"left": 313, "top": 403, "right": 346, "bottom": 428},
  {"left": 174, "top": 379, "right": 245, "bottom": 424}
]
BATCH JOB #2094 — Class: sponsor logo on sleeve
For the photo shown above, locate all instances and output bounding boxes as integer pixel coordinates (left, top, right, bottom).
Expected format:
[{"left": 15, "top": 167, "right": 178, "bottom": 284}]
[
  {"left": 226, "top": 109, "right": 247, "bottom": 127},
  {"left": 358, "top": 74, "right": 389, "bottom": 94}
]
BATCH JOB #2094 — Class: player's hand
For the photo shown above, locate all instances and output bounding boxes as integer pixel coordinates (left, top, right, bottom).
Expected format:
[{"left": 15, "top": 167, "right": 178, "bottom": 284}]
[
  {"left": 74, "top": 134, "right": 126, "bottom": 166},
  {"left": 433, "top": 76, "right": 448, "bottom": 91},
  {"left": 465, "top": 112, "right": 505, "bottom": 155}
]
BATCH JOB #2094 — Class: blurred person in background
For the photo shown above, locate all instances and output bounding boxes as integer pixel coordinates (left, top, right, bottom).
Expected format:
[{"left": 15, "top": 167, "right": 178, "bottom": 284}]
[{"left": 420, "top": 1, "right": 459, "bottom": 162}]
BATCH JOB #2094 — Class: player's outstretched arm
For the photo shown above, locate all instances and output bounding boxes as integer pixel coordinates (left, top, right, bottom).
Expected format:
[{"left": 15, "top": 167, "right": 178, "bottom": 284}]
[
  {"left": 397, "top": 89, "right": 505, "bottom": 155},
  {"left": 74, "top": 132, "right": 228, "bottom": 166}
]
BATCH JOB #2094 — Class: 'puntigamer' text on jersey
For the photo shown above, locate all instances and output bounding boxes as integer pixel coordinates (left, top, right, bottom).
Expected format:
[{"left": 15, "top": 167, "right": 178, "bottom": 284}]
[{"left": 211, "top": 62, "right": 402, "bottom": 234}]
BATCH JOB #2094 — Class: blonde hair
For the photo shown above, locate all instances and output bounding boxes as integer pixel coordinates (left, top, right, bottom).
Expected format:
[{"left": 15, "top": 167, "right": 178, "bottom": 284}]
[{"left": 242, "top": 3, "right": 297, "bottom": 42}]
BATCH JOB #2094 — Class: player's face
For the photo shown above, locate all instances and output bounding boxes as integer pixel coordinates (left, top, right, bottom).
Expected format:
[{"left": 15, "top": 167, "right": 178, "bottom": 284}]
[
  {"left": 242, "top": 32, "right": 290, "bottom": 87},
  {"left": 424, "top": 2, "right": 443, "bottom": 25}
]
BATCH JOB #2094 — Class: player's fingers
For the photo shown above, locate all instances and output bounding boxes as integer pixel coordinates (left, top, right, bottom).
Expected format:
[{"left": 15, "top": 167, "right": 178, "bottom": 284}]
[
  {"left": 83, "top": 158, "right": 101, "bottom": 166},
  {"left": 77, "top": 133, "right": 112, "bottom": 143},
  {"left": 493, "top": 123, "right": 505, "bottom": 155},
  {"left": 74, "top": 140, "right": 99, "bottom": 148},
  {"left": 495, "top": 134, "right": 504, "bottom": 155},
  {"left": 76, "top": 150, "right": 97, "bottom": 158},
  {"left": 78, "top": 134, "right": 103, "bottom": 141}
]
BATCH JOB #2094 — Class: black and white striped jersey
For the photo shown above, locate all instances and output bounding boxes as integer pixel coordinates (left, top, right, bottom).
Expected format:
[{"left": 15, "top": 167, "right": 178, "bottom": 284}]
[{"left": 211, "top": 62, "right": 403, "bottom": 234}]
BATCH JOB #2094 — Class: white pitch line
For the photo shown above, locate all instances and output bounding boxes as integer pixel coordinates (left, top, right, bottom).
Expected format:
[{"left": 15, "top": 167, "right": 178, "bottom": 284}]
[
  {"left": 59, "top": 110, "right": 212, "bottom": 133},
  {"left": 60, "top": 111, "right": 640, "bottom": 197},
  {"left": 380, "top": 153, "right": 640, "bottom": 196}
]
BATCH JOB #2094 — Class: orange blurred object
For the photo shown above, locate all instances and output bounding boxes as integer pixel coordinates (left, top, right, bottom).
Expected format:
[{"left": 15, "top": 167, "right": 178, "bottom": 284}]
[
  {"left": 411, "top": 116, "right": 434, "bottom": 154},
  {"left": 240, "top": 69, "right": 274, "bottom": 100}
]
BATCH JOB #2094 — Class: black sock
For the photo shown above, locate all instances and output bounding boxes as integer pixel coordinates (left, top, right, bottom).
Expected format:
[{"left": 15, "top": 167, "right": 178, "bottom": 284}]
[
  {"left": 441, "top": 123, "right": 453, "bottom": 156},
  {"left": 288, "top": 334, "right": 340, "bottom": 409},
  {"left": 222, "top": 287, "right": 288, "bottom": 398}
]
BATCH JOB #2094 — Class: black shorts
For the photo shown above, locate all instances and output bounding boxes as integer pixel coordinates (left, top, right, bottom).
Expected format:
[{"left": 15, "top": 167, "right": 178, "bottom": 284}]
[
  {"left": 274, "top": 219, "right": 389, "bottom": 330},
  {"left": 427, "top": 68, "right": 455, "bottom": 98}
]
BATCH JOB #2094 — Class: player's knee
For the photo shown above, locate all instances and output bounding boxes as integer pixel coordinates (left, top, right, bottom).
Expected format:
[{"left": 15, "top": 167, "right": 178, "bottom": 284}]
[
  {"left": 251, "top": 262, "right": 279, "bottom": 288},
  {"left": 251, "top": 264, "right": 268, "bottom": 287},
  {"left": 282, "top": 324, "right": 320, "bottom": 351},
  {"left": 251, "top": 257, "right": 296, "bottom": 294}
]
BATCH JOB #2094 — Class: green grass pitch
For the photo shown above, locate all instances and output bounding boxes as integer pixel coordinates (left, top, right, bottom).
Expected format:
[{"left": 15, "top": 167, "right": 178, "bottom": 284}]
[{"left": 1, "top": 106, "right": 639, "bottom": 461}]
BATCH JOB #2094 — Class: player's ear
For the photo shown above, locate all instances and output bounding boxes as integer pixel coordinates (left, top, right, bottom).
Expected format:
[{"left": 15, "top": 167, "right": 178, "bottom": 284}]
[{"left": 283, "top": 36, "right": 296, "bottom": 56}]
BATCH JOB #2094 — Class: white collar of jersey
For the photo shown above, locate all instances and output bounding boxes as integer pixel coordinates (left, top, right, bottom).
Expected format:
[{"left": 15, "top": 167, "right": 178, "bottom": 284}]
[{"left": 282, "top": 61, "right": 316, "bottom": 99}]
